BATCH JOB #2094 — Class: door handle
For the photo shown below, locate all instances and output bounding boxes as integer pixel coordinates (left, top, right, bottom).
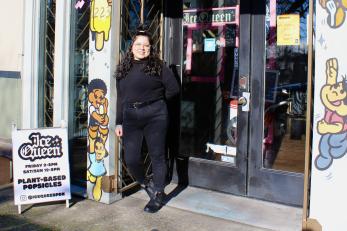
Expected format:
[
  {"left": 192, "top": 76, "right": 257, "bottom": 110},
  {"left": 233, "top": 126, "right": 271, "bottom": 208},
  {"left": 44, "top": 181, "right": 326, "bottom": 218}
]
[
  {"left": 238, "top": 97, "right": 247, "bottom": 106},
  {"left": 239, "top": 92, "right": 250, "bottom": 112}
]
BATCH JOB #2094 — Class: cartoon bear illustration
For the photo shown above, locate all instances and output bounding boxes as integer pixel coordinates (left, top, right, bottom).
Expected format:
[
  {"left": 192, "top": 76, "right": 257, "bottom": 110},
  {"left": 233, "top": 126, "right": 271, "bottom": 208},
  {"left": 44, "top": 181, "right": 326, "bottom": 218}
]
[
  {"left": 319, "top": 0, "right": 347, "bottom": 28},
  {"left": 315, "top": 58, "right": 347, "bottom": 170},
  {"left": 88, "top": 78, "right": 109, "bottom": 145},
  {"left": 87, "top": 137, "right": 108, "bottom": 201}
]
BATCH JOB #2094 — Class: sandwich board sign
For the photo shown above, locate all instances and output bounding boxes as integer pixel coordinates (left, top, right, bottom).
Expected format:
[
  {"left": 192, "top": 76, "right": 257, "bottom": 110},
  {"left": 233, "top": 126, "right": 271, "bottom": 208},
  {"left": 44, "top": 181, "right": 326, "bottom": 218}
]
[{"left": 12, "top": 126, "right": 71, "bottom": 214}]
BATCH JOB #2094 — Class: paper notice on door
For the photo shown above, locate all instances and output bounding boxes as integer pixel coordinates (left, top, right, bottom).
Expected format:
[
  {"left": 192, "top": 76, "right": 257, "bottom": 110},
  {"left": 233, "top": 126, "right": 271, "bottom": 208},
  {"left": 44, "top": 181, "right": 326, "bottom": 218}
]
[
  {"left": 221, "top": 155, "right": 235, "bottom": 164},
  {"left": 204, "top": 38, "right": 216, "bottom": 52},
  {"left": 206, "top": 143, "right": 236, "bottom": 156},
  {"left": 277, "top": 14, "right": 300, "bottom": 46}
]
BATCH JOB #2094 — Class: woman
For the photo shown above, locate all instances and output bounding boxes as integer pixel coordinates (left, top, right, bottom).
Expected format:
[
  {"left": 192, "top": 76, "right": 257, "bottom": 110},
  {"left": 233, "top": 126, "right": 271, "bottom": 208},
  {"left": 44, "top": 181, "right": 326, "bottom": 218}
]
[{"left": 114, "top": 28, "right": 179, "bottom": 213}]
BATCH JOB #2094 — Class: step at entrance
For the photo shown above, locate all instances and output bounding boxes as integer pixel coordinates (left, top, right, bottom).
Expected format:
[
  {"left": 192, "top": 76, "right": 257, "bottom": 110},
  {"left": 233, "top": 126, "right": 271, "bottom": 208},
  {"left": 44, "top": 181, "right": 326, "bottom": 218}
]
[{"left": 131, "top": 184, "right": 302, "bottom": 231}]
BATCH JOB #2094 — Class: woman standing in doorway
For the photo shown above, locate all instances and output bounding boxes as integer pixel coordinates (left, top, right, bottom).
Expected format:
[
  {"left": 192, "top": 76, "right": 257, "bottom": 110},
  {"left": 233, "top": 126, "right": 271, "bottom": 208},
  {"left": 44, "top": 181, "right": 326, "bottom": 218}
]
[{"left": 114, "top": 28, "right": 180, "bottom": 213}]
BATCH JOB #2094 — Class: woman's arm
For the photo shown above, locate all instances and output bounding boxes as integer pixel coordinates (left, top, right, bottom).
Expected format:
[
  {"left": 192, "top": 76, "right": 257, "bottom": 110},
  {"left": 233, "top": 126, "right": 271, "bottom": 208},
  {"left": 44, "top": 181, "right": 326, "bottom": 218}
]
[
  {"left": 115, "top": 79, "right": 123, "bottom": 137},
  {"left": 162, "top": 65, "right": 180, "bottom": 99},
  {"left": 115, "top": 79, "right": 123, "bottom": 125}
]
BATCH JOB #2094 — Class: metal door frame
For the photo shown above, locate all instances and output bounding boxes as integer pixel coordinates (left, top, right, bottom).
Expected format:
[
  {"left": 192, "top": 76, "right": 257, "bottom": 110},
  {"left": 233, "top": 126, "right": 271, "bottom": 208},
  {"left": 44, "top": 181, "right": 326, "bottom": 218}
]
[
  {"left": 247, "top": 0, "right": 304, "bottom": 206},
  {"left": 164, "top": 0, "right": 251, "bottom": 196},
  {"left": 165, "top": 0, "right": 305, "bottom": 206}
]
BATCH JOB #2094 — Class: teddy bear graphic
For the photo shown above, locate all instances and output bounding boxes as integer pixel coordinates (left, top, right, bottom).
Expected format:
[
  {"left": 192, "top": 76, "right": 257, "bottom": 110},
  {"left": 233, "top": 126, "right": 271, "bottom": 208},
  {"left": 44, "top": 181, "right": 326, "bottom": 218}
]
[
  {"left": 315, "top": 58, "right": 347, "bottom": 170},
  {"left": 87, "top": 78, "right": 109, "bottom": 201},
  {"left": 320, "top": 0, "right": 347, "bottom": 28},
  {"left": 88, "top": 78, "right": 109, "bottom": 145}
]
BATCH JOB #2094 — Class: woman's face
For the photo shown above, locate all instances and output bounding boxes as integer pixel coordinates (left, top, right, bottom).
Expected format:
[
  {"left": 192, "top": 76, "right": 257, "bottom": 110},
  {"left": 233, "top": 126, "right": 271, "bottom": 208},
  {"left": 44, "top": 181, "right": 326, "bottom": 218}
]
[{"left": 132, "top": 35, "right": 151, "bottom": 60}]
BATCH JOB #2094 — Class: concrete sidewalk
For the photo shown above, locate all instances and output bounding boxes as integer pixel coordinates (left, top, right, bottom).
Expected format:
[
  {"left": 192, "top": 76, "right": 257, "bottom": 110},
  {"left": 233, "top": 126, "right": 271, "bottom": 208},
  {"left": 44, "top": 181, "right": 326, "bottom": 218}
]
[
  {"left": 135, "top": 184, "right": 302, "bottom": 231},
  {"left": 0, "top": 184, "right": 295, "bottom": 231}
]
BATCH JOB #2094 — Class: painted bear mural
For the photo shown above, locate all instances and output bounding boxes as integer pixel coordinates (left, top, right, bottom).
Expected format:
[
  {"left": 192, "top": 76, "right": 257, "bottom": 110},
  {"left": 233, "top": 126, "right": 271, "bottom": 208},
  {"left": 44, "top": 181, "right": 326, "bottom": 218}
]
[{"left": 87, "top": 78, "right": 109, "bottom": 201}]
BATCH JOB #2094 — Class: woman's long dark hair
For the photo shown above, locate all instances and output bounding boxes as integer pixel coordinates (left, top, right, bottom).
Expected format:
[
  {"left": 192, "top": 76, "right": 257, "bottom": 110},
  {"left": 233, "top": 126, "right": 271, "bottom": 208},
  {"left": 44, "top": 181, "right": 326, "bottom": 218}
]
[{"left": 115, "top": 29, "right": 163, "bottom": 79}]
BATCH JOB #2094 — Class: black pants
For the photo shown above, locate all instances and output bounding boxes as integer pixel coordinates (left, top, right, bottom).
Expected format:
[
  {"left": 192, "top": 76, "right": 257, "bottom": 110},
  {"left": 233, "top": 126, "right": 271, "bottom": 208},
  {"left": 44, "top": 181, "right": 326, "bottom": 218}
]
[{"left": 123, "top": 99, "right": 168, "bottom": 192}]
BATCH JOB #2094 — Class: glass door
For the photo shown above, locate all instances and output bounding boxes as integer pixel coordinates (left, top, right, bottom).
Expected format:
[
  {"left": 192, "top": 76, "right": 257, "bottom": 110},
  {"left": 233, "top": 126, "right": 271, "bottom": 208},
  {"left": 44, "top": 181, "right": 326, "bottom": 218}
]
[
  {"left": 177, "top": 0, "right": 307, "bottom": 206},
  {"left": 179, "top": 0, "right": 250, "bottom": 195},
  {"left": 247, "top": 0, "right": 307, "bottom": 205}
]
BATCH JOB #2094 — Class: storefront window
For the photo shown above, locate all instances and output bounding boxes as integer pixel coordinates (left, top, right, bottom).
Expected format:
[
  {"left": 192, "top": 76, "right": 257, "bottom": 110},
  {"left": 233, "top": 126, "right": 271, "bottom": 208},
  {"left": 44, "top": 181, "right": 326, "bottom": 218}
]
[
  {"left": 70, "top": 5, "right": 90, "bottom": 139},
  {"left": 120, "top": 0, "right": 162, "bottom": 55},
  {"left": 262, "top": 0, "right": 309, "bottom": 173},
  {"left": 69, "top": 2, "right": 90, "bottom": 186},
  {"left": 180, "top": 0, "right": 239, "bottom": 164}
]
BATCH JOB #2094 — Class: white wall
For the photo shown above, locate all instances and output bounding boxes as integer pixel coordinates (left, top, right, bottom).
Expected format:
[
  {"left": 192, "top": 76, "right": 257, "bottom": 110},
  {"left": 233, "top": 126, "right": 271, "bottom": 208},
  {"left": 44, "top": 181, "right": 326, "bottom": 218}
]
[
  {"left": 0, "top": 0, "right": 24, "bottom": 138},
  {"left": 309, "top": 1, "right": 347, "bottom": 230},
  {"left": 0, "top": 0, "right": 24, "bottom": 72}
]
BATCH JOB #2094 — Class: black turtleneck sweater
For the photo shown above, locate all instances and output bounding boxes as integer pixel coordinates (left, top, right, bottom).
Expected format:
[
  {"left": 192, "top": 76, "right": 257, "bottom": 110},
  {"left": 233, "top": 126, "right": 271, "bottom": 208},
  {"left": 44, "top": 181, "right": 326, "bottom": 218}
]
[{"left": 116, "top": 60, "right": 180, "bottom": 125}]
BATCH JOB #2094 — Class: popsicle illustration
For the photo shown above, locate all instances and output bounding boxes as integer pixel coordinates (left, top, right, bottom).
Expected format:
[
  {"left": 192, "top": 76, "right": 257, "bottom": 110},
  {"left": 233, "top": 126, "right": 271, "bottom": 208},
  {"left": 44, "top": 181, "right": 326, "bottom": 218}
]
[{"left": 90, "top": 0, "right": 112, "bottom": 51}]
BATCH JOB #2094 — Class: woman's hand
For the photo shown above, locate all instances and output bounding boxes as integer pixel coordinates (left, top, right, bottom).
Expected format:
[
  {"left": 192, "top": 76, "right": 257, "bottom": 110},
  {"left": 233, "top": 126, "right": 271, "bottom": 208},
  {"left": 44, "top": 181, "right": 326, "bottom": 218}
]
[{"left": 115, "top": 125, "right": 123, "bottom": 137}]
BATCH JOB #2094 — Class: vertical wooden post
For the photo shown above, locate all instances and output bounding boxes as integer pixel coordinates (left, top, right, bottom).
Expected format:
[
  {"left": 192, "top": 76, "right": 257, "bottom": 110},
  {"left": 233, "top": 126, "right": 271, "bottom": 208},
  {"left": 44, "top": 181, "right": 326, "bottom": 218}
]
[
  {"left": 140, "top": 0, "right": 144, "bottom": 24},
  {"left": 159, "top": 12, "right": 164, "bottom": 58},
  {"left": 114, "top": 136, "right": 120, "bottom": 193},
  {"left": 302, "top": 0, "right": 314, "bottom": 228}
]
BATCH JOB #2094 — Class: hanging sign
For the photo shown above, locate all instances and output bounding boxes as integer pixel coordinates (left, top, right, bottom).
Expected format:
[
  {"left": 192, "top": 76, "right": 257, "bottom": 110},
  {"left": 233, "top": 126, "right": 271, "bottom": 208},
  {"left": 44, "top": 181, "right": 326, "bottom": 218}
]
[
  {"left": 183, "top": 7, "right": 239, "bottom": 27},
  {"left": 277, "top": 14, "right": 300, "bottom": 46},
  {"left": 309, "top": 0, "right": 347, "bottom": 230},
  {"left": 12, "top": 127, "right": 71, "bottom": 206}
]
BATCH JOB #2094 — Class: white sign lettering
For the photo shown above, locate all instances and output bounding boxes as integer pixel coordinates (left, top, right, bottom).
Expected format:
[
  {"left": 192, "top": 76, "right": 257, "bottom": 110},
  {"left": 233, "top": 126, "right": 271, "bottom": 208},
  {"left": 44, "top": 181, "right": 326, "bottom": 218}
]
[{"left": 18, "top": 133, "right": 63, "bottom": 161}]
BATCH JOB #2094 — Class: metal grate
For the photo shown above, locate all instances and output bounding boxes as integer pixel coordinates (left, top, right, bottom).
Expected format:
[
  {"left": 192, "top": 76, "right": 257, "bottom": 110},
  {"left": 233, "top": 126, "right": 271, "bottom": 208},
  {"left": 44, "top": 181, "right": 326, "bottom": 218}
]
[
  {"left": 42, "top": 0, "right": 56, "bottom": 127},
  {"left": 71, "top": 3, "right": 90, "bottom": 138},
  {"left": 117, "top": 0, "right": 163, "bottom": 193},
  {"left": 120, "top": 0, "right": 163, "bottom": 57},
  {"left": 116, "top": 138, "right": 154, "bottom": 193}
]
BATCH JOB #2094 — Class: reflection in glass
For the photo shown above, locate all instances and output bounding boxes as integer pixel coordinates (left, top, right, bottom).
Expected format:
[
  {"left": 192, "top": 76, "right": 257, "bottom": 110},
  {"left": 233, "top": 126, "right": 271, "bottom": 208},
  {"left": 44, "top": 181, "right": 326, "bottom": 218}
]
[
  {"left": 263, "top": 0, "right": 308, "bottom": 173},
  {"left": 180, "top": 1, "right": 239, "bottom": 164},
  {"left": 69, "top": 3, "right": 90, "bottom": 187}
]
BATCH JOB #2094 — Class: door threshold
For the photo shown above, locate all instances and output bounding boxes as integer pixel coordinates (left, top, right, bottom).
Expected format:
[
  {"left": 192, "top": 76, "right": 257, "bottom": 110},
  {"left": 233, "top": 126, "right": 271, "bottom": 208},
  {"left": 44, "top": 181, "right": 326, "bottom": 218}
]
[{"left": 131, "top": 183, "right": 302, "bottom": 231}]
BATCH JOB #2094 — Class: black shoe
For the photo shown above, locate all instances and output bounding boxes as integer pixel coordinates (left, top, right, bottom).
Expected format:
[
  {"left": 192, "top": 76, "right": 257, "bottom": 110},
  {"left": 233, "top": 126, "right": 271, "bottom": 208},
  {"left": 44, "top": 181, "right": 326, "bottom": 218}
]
[
  {"left": 141, "top": 178, "right": 155, "bottom": 200},
  {"left": 144, "top": 192, "right": 165, "bottom": 213}
]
